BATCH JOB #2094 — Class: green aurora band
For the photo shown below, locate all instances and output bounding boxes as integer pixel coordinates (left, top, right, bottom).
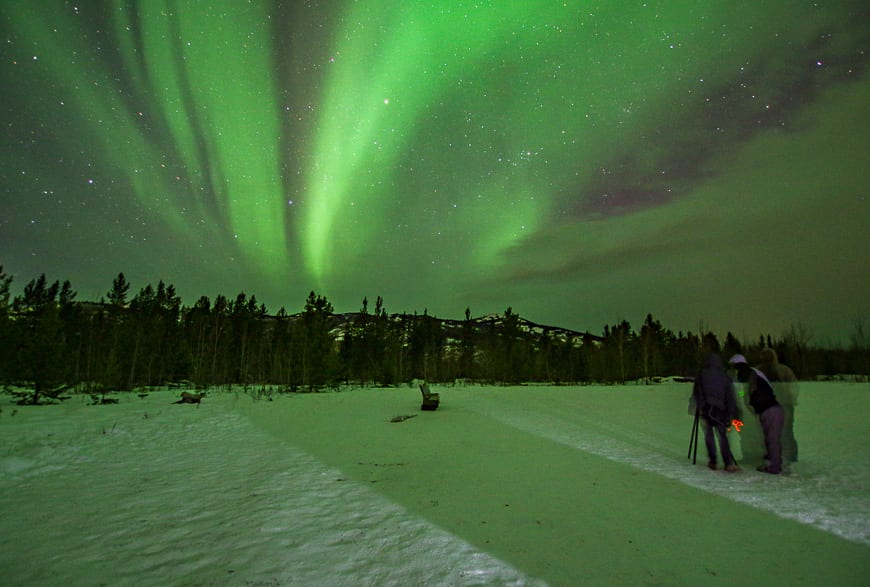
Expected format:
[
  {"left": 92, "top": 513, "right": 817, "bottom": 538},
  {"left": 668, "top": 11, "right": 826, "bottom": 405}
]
[
  {"left": 303, "top": 1, "right": 559, "bottom": 285},
  {"left": 112, "top": 0, "right": 290, "bottom": 276},
  {"left": 3, "top": 1, "right": 868, "bottom": 338},
  {"left": 302, "top": 1, "right": 857, "bottom": 289},
  {"left": 8, "top": 1, "right": 290, "bottom": 282}
]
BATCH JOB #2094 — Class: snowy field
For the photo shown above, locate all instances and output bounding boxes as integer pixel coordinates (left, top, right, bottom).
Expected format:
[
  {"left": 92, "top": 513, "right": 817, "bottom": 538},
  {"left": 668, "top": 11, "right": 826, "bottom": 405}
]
[{"left": 0, "top": 382, "right": 867, "bottom": 586}]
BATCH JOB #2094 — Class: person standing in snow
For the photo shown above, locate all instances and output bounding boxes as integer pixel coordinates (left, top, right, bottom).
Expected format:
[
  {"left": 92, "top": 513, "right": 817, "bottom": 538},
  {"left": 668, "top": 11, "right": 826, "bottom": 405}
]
[
  {"left": 729, "top": 354, "right": 784, "bottom": 474},
  {"left": 757, "top": 348, "right": 799, "bottom": 464},
  {"left": 691, "top": 353, "right": 742, "bottom": 472}
]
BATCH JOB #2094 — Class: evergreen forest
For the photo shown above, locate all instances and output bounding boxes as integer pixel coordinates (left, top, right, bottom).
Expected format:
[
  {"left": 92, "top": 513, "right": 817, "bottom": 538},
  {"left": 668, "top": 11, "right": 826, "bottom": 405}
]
[{"left": 1, "top": 267, "right": 868, "bottom": 404}]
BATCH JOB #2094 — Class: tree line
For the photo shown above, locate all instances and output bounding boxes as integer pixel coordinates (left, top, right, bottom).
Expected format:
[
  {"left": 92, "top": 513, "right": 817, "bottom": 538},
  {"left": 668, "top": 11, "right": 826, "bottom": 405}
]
[{"left": 0, "top": 267, "right": 867, "bottom": 403}]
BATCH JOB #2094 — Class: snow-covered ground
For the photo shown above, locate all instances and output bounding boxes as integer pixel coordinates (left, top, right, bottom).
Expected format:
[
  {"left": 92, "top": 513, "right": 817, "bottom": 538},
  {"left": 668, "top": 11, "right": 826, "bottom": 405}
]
[{"left": 1, "top": 382, "right": 867, "bottom": 586}]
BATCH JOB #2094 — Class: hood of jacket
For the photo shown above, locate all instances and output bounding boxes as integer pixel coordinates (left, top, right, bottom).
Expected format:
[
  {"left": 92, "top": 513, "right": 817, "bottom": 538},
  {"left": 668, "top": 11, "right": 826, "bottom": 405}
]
[{"left": 703, "top": 353, "right": 725, "bottom": 371}]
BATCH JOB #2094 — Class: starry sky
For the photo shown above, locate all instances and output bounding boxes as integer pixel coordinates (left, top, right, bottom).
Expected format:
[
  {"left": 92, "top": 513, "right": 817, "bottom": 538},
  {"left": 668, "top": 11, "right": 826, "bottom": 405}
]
[{"left": 2, "top": 1, "right": 869, "bottom": 344}]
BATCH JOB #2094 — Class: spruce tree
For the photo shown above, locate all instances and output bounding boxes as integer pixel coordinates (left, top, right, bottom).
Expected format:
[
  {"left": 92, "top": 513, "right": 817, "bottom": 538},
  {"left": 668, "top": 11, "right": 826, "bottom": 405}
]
[
  {"left": 0, "top": 267, "right": 13, "bottom": 383},
  {"left": 299, "top": 291, "right": 336, "bottom": 388},
  {"left": 13, "top": 275, "right": 65, "bottom": 402}
]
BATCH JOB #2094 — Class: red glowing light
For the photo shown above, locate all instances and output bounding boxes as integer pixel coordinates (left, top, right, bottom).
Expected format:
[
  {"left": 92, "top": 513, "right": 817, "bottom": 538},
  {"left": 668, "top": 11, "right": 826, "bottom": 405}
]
[{"left": 730, "top": 419, "right": 744, "bottom": 432}]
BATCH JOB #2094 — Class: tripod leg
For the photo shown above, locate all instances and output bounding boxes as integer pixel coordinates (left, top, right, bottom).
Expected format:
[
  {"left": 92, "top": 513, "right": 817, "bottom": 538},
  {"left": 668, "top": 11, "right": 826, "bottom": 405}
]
[
  {"left": 686, "top": 417, "right": 698, "bottom": 459},
  {"left": 688, "top": 406, "right": 700, "bottom": 462}
]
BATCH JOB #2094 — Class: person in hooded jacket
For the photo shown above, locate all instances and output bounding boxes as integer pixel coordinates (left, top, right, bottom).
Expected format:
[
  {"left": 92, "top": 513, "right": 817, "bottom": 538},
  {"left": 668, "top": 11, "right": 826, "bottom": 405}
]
[
  {"left": 692, "top": 353, "right": 742, "bottom": 472},
  {"left": 757, "top": 348, "right": 799, "bottom": 463},
  {"left": 730, "top": 354, "right": 784, "bottom": 474}
]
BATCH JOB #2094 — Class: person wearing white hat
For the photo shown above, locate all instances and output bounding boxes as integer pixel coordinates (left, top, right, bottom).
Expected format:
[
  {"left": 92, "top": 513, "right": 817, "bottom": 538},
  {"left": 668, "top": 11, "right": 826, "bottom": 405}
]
[{"left": 729, "top": 354, "right": 784, "bottom": 474}]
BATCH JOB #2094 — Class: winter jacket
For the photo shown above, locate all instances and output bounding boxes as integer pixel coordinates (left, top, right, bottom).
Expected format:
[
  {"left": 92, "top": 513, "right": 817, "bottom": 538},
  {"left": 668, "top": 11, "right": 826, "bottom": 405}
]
[
  {"left": 744, "top": 367, "right": 779, "bottom": 414},
  {"left": 758, "top": 348, "right": 797, "bottom": 382},
  {"left": 757, "top": 348, "right": 798, "bottom": 407},
  {"left": 692, "top": 353, "right": 740, "bottom": 425}
]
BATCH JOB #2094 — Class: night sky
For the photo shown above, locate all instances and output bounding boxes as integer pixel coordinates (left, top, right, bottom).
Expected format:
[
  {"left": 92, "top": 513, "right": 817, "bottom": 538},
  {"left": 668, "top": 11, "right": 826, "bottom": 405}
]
[{"left": 2, "top": 1, "right": 868, "bottom": 344}]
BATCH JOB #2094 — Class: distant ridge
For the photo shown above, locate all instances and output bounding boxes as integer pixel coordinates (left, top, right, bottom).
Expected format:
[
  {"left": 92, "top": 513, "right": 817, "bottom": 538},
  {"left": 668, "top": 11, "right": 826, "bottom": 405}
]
[
  {"left": 75, "top": 301, "right": 599, "bottom": 345},
  {"left": 319, "top": 310, "right": 602, "bottom": 347}
]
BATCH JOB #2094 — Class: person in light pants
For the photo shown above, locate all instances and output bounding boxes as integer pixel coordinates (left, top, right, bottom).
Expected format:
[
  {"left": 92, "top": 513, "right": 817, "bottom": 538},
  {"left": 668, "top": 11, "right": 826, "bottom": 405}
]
[{"left": 757, "top": 348, "right": 799, "bottom": 464}]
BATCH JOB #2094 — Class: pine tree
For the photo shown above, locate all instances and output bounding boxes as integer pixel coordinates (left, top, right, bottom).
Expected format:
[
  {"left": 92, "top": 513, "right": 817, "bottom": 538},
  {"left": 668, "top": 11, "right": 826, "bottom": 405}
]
[
  {"left": 107, "top": 272, "right": 130, "bottom": 307},
  {"left": 500, "top": 307, "right": 526, "bottom": 383},
  {"left": 640, "top": 313, "right": 665, "bottom": 383},
  {"left": 298, "top": 291, "right": 336, "bottom": 388},
  {"left": 723, "top": 332, "right": 742, "bottom": 360},
  {"left": 601, "top": 320, "right": 634, "bottom": 383},
  {"left": 13, "top": 275, "right": 65, "bottom": 402},
  {"left": 458, "top": 307, "right": 476, "bottom": 380},
  {"left": 0, "top": 266, "right": 13, "bottom": 383},
  {"left": 183, "top": 296, "right": 213, "bottom": 386}
]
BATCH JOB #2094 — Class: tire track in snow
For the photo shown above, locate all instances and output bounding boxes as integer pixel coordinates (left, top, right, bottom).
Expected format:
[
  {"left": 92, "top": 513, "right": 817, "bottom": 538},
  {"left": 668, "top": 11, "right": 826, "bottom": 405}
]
[{"left": 473, "top": 400, "right": 870, "bottom": 546}]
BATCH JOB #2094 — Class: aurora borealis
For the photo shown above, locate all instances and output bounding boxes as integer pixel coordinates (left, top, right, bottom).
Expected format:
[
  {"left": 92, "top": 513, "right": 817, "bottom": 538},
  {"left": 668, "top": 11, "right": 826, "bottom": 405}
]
[{"left": 2, "top": 1, "right": 868, "bottom": 342}]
